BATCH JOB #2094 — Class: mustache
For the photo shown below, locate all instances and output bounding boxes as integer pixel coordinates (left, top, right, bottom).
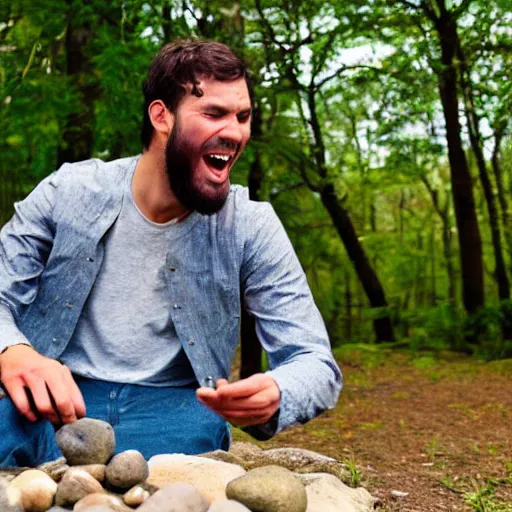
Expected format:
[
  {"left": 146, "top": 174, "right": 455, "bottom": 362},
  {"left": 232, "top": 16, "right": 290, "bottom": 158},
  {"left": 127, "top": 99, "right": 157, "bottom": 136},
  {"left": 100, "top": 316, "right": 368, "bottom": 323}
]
[{"left": 202, "top": 137, "right": 239, "bottom": 154}]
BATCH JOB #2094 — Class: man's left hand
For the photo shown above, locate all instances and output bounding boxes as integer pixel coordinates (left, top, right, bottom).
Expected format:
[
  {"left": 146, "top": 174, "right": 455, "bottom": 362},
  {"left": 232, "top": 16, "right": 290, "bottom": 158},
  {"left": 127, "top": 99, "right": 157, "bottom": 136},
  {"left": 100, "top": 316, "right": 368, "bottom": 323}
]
[{"left": 196, "top": 373, "right": 280, "bottom": 427}]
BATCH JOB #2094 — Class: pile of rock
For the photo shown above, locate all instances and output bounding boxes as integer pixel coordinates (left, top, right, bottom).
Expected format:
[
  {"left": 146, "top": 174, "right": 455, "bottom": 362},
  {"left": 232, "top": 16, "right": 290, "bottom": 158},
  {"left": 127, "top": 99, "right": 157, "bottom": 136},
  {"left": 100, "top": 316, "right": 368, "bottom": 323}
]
[{"left": 0, "top": 418, "right": 376, "bottom": 512}]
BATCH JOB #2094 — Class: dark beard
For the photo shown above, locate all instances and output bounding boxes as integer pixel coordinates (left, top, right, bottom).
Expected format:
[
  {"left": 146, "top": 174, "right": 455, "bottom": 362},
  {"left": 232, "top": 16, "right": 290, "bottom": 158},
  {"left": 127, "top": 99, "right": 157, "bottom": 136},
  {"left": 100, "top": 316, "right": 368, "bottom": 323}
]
[{"left": 165, "top": 120, "right": 229, "bottom": 215}]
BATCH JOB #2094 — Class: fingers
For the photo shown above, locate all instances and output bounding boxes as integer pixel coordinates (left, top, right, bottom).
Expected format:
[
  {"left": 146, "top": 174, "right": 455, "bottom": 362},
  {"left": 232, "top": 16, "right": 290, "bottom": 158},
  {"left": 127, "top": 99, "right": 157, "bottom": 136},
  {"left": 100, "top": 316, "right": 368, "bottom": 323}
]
[
  {"left": 196, "top": 374, "right": 280, "bottom": 427},
  {"left": 3, "top": 378, "right": 38, "bottom": 422},
  {"left": 24, "top": 372, "right": 62, "bottom": 424}
]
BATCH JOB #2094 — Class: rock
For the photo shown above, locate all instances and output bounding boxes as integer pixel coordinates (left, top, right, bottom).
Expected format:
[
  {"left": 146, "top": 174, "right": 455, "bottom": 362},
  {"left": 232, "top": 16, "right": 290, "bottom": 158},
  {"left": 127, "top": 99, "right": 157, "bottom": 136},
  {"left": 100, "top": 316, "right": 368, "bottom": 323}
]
[
  {"left": 38, "top": 458, "right": 70, "bottom": 482},
  {"left": 297, "top": 473, "right": 376, "bottom": 512},
  {"left": 8, "top": 469, "right": 58, "bottom": 512},
  {"left": 76, "top": 507, "right": 115, "bottom": 512},
  {"left": 137, "top": 482, "right": 209, "bottom": 512},
  {"left": 56, "top": 419, "right": 115, "bottom": 465},
  {"left": 207, "top": 500, "right": 251, "bottom": 511},
  {"left": 228, "top": 442, "right": 264, "bottom": 466},
  {"left": 72, "top": 465, "right": 106, "bottom": 482},
  {"left": 74, "top": 492, "right": 132, "bottom": 511},
  {"left": 0, "top": 477, "right": 23, "bottom": 512},
  {"left": 47, "top": 507, "right": 72, "bottom": 511},
  {"left": 105, "top": 450, "right": 148, "bottom": 490},
  {"left": 147, "top": 454, "right": 245, "bottom": 503},
  {"left": 123, "top": 485, "right": 150, "bottom": 507},
  {"left": 55, "top": 468, "right": 104, "bottom": 508},
  {"left": 226, "top": 465, "right": 307, "bottom": 512},
  {"left": 199, "top": 450, "right": 246, "bottom": 469}
]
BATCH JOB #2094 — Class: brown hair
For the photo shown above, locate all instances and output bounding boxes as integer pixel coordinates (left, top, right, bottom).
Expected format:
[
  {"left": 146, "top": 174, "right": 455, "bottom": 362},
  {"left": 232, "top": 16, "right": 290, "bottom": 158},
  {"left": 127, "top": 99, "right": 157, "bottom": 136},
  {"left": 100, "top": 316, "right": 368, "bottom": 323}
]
[{"left": 141, "top": 39, "right": 249, "bottom": 150}]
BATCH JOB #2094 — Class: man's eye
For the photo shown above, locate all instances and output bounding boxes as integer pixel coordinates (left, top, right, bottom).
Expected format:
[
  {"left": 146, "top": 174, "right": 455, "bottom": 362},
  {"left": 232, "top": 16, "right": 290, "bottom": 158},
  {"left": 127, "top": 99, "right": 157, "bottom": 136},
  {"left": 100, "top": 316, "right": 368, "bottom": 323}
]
[
  {"left": 205, "top": 112, "right": 223, "bottom": 119},
  {"left": 238, "top": 114, "right": 251, "bottom": 123}
]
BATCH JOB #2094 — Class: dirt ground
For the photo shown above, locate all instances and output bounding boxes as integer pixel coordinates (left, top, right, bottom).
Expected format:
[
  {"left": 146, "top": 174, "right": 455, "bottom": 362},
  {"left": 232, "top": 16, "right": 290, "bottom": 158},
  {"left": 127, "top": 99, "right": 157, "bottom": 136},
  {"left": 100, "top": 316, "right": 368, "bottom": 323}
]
[{"left": 234, "top": 346, "right": 512, "bottom": 511}]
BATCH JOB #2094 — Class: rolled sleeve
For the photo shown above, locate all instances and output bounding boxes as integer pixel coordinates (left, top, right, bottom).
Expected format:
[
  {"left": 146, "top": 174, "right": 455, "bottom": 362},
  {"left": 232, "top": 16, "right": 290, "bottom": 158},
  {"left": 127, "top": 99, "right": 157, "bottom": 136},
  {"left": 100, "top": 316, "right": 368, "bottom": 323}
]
[
  {"left": 240, "top": 202, "right": 342, "bottom": 439},
  {"left": 0, "top": 172, "right": 58, "bottom": 353}
]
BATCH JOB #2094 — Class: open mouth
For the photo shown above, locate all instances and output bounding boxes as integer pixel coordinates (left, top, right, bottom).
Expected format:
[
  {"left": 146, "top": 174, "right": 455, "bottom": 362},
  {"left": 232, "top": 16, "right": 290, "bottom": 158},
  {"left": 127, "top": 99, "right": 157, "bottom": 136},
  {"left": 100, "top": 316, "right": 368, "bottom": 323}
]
[{"left": 203, "top": 153, "right": 234, "bottom": 171}]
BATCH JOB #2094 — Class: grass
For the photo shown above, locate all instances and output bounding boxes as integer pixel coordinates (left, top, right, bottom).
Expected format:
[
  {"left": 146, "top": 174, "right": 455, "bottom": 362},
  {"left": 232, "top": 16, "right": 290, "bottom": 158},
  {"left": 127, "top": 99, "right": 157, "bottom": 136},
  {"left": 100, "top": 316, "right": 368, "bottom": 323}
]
[{"left": 342, "top": 456, "right": 362, "bottom": 487}]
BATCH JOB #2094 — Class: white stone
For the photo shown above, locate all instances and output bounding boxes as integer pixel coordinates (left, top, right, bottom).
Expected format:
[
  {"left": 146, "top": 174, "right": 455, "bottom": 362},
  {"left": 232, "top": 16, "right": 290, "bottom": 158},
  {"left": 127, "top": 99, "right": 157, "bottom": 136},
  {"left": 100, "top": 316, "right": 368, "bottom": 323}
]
[
  {"left": 147, "top": 454, "right": 245, "bottom": 503},
  {"left": 297, "top": 473, "right": 376, "bottom": 512},
  {"left": 8, "top": 469, "right": 58, "bottom": 512}
]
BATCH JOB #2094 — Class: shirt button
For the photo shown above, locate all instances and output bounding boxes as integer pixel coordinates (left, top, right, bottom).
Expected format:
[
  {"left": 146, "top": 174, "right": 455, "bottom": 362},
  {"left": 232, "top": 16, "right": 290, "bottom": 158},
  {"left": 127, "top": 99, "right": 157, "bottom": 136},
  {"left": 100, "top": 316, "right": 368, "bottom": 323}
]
[
  {"left": 52, "top": 337, "right": 58, "bottom": 343},
  {"left": 173, "top": 304, "right": 180, "bottom": 309},
  {"left": 168, "top": 267, "right": 176, "bottom": 272},
  {"left": 86, "top": 257, "right": 94, "bottom": 262},
  {"left": 110, "top": 391, "right": 117, "bottom": 399},
  {"left": 187, "top": 339, "right": 195, "bottom": 346}
]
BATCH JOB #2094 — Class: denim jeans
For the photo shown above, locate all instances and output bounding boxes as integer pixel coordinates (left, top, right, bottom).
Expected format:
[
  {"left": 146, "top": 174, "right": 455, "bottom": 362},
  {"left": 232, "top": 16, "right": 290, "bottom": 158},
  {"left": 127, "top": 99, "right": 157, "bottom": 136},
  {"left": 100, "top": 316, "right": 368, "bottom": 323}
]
[{"left": 0, "top": 376, "right": 230, "bottom": 467}]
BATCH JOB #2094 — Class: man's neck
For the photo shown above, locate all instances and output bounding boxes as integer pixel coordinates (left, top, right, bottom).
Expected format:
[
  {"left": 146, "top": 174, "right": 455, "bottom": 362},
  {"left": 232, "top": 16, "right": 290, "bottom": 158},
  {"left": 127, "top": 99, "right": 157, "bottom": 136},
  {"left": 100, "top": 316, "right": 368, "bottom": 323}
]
[{"left": 132, "top": 150, "right": 188, "bottom": 224}]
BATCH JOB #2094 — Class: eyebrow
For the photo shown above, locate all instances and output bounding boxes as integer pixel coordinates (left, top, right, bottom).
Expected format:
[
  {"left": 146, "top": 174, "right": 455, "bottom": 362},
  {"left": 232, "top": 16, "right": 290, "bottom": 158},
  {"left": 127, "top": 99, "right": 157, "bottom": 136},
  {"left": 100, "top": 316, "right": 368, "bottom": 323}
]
[{"left": 203, "top": 104, "right": 252, "bottom": 116}]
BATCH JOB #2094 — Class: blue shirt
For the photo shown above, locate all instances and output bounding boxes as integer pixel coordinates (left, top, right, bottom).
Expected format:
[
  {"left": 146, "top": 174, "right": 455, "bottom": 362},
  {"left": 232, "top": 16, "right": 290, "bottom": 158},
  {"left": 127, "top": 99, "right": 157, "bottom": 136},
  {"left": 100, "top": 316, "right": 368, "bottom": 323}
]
[{"left": 0, "top": 156, "right": 342, "bottom": 438}]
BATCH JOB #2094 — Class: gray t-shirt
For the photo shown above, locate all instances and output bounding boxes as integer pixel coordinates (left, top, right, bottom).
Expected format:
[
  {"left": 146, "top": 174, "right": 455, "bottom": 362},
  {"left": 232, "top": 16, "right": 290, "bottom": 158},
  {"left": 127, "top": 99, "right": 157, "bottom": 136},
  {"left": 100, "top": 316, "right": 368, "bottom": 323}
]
[{"left": 60, "top": 168, "right": 195, "bottom": 386}]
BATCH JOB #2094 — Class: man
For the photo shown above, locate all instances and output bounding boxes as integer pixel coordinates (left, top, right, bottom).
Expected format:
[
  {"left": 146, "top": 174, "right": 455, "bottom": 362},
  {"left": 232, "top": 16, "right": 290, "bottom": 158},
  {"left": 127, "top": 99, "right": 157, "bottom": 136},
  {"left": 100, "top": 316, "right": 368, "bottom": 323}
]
[{"left": 0, "top": 40, "right": 342, "bottom": 467}]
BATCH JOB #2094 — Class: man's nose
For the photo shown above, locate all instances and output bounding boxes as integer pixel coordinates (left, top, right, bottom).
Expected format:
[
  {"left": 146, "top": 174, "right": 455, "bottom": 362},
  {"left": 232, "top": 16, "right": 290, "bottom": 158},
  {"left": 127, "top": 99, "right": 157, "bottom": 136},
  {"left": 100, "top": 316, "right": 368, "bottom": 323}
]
[{"left": 219, "top": 116, "right": 246, "bottom": 144}]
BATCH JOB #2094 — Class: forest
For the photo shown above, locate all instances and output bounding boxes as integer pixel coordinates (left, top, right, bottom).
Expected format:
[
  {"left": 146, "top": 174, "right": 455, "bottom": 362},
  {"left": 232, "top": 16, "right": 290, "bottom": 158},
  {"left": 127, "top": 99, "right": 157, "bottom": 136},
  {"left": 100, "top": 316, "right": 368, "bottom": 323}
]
[{"left": 1, "top": 0, "right": 511, "bottom": 361}]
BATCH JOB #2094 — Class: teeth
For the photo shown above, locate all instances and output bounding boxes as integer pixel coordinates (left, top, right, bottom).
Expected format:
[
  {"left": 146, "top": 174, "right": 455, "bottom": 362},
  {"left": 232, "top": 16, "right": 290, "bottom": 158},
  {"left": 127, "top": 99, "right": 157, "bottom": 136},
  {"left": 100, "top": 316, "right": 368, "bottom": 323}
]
[{"left": 209, "top": 154, "right": 230, "bottom": 161}]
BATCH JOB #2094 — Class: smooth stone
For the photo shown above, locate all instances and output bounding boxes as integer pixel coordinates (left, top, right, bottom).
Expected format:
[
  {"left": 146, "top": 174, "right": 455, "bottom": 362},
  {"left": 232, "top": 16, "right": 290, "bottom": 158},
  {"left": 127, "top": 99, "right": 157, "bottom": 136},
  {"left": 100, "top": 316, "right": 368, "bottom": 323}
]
[
  {"left": 148, "top": 454, "right": 245, "bottom": 503},
  {"left": 74, "top": 492, "right": 132, "bottom": 511},
  {"left": 72, "top": 465, "right": 106, "bottom": 482},
  {"left": 0, "top": 477, "right": 23, "bottom": 511},
  {"left": 123, "top": 485, "right": 151, "bottom": 506},
  {"left": 105, "top": 450, "right": 148, "bottom": 490},
  {"left": 9, "top": 469, "right": 58, "bottom": 512},
  {"left": 55, "top": 468, "right": 104, "bottom": 508},
  {"left": 297, "top": 473, "right": 376, "bottom": 512},
  {"left": 226, "top": 465, "right": 307, "bottom": 512},
  {"left": 137, "top": 482, "right": 209, "bottom": 512},
  {"left": 47, "top": 507, "right": 73, "bottom": 511},
  {"left": 56, "top": 418, "right": 116, "bottom": 465},
  {"left": 207, "top": 500, "right": 251, "bottom": 511},
  {"left": 38, "top": 458, "right": 70, "bottom": 482}
]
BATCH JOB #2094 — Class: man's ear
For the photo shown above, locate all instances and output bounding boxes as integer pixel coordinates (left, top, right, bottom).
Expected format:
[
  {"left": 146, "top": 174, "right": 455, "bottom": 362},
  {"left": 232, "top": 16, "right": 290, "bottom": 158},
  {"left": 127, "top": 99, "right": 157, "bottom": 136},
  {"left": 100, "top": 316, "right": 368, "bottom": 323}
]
[{"left": 148, "top": 100, "right": 174, "bottom": 142}]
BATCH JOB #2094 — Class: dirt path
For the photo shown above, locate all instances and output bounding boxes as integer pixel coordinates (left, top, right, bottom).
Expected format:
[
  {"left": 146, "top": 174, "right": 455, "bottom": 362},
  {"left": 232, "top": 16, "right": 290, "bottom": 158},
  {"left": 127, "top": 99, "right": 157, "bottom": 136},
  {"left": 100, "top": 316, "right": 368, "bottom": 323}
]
[{"left": 235, "top": 347, "right": 512, "bottom": 511}]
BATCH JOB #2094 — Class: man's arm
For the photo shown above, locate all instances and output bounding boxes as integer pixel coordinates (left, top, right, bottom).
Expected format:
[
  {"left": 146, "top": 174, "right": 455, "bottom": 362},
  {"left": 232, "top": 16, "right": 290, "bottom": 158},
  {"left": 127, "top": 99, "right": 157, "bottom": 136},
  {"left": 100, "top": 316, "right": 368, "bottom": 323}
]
[
  {"left": 197, "top": 201, "right": 342, "bottom": 438},
  {"left": 0, "top": 171, "right": 86, "bottom": 423}
]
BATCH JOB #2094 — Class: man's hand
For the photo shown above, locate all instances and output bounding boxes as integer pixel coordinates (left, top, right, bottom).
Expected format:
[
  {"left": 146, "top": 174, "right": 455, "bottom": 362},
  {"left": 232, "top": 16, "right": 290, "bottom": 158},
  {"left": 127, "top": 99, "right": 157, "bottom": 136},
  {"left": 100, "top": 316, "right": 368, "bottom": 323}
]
[
  {"left": 0, "top": 345, "right": 86, "bottom": 424},
  {"left": 196, "top": 373, "right": 280, "bottom": 427}
]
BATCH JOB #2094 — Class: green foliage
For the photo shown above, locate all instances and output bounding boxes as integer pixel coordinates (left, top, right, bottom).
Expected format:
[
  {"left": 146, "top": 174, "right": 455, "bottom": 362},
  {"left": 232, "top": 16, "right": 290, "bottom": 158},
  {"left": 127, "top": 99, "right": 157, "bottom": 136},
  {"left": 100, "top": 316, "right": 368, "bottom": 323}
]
[{"left": 2, "top": 0, "right": 511, "bottom": 359}]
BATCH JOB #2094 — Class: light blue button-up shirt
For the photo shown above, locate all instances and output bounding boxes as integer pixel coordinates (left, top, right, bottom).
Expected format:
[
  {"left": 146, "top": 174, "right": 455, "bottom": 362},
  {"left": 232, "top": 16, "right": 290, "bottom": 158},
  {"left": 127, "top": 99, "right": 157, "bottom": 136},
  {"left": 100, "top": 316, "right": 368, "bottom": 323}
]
[{"left": 0, "top": 156, "right": 342, "bottom": 439}]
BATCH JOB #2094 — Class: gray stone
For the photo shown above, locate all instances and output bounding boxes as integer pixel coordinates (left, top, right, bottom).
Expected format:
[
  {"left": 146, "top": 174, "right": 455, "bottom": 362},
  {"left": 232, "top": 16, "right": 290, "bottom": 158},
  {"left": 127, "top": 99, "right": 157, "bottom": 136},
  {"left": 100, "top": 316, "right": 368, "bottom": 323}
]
[
  {"left": 137, "top": 482, "right": 209, "bottom": 512},
  {"left": 46, "top": 507, "right": 72, "bottom": 511},
  {"left": 229, "top": 444, "right": 351, "bottom": 484},
  {"left": 199, "top": 450, "right": 247, "bottom": 469},
  {"left": 55, "top": 468, "right": 104, "bottom": 508},
  {"left": 0, "top": 477, "right": 23, "bottom": 511},
  {"left": 226, "top": 465, "right": 307, "bottom": 512},
  {"left": 297, "top": 473, "right": 376, "bottom": 512},
  {"left": 56, "top": 418, "right": 115, "bottom": 465},
  {"left": 38, "top": 457, "right": 69, "bottom": 482},
  {"left": 105, "top": 450, "right": 148, "bottom": 490},
  {"left": 207, "top": 500, "right": 251, "bottom": 511},
  {"left": 148, "top": 453, "right": 245, "bottom": 503},
  {"left": 8, "top": 469, "right": 58, "bottom": 512}
]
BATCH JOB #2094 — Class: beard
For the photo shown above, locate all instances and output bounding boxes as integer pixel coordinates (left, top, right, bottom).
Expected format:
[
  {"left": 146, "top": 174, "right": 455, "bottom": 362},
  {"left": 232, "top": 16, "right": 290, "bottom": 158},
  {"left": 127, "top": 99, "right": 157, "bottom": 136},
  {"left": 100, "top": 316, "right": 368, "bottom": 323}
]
[{"left": 165, "top": 119, "right": 231, "bottom": 215}]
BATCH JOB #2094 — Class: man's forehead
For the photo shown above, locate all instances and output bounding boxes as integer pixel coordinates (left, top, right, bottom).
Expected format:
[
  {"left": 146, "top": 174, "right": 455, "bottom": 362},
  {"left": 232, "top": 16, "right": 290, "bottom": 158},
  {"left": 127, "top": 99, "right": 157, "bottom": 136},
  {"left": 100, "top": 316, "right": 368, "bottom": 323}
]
[{"left": 182, "top": 77, "right": 251, "bottom": 108}]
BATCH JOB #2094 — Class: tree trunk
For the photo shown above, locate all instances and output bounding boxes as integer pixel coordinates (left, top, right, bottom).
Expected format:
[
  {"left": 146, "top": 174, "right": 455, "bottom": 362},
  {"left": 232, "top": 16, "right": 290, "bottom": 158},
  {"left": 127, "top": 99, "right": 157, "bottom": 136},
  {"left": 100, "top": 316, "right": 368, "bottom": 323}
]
[
  {"left": 459, "top": 48, "right": 510, "bottom": 304},
  {"left": 57, "top": 2, "right": 97, "bottom": 166},
  {"left": 345, "top": 270, "right": 352, "bottom": 341},
  {"left": 492, "top": 131, "right": 512, "bottom": 275},
  {"left": 434, "top": 14, "right": 484, "bottom": 314},
  {"left": 320, "top": 183, "right": 395, "bottom": 341}
]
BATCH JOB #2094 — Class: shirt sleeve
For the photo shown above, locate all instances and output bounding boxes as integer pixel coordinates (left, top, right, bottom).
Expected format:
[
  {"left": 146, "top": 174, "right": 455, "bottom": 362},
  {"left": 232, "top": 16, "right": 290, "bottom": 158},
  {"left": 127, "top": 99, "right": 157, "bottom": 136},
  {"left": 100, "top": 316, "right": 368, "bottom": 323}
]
[
  {"left": 0, "top": 172, "right": 58, "bottom": 354},
  {"left": 240, "top": 201, "right": 343, "bottom": 439}
]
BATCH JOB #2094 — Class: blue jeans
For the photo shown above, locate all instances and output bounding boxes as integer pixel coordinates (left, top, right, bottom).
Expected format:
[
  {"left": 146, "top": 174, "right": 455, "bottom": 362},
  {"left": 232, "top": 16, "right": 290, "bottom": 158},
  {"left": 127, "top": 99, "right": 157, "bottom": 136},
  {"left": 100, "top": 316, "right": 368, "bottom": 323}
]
[{"left": 0, "top": 377, "right": 230, "bottom": 467}]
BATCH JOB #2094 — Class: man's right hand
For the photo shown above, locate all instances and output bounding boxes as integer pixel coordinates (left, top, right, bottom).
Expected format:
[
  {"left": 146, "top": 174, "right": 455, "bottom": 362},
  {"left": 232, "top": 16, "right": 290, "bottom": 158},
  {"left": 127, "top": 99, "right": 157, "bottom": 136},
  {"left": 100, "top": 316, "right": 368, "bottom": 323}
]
[{"left": 0, "top": 345, "right": 86, "bottom": 424}]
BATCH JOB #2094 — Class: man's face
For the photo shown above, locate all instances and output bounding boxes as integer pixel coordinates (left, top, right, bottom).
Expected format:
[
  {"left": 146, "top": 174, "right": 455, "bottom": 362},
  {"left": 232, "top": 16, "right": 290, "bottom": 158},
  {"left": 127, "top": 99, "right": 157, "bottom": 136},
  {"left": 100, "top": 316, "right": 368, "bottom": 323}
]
[{"left": 165, "top": 77, "right": 252, "bottom": 215}]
